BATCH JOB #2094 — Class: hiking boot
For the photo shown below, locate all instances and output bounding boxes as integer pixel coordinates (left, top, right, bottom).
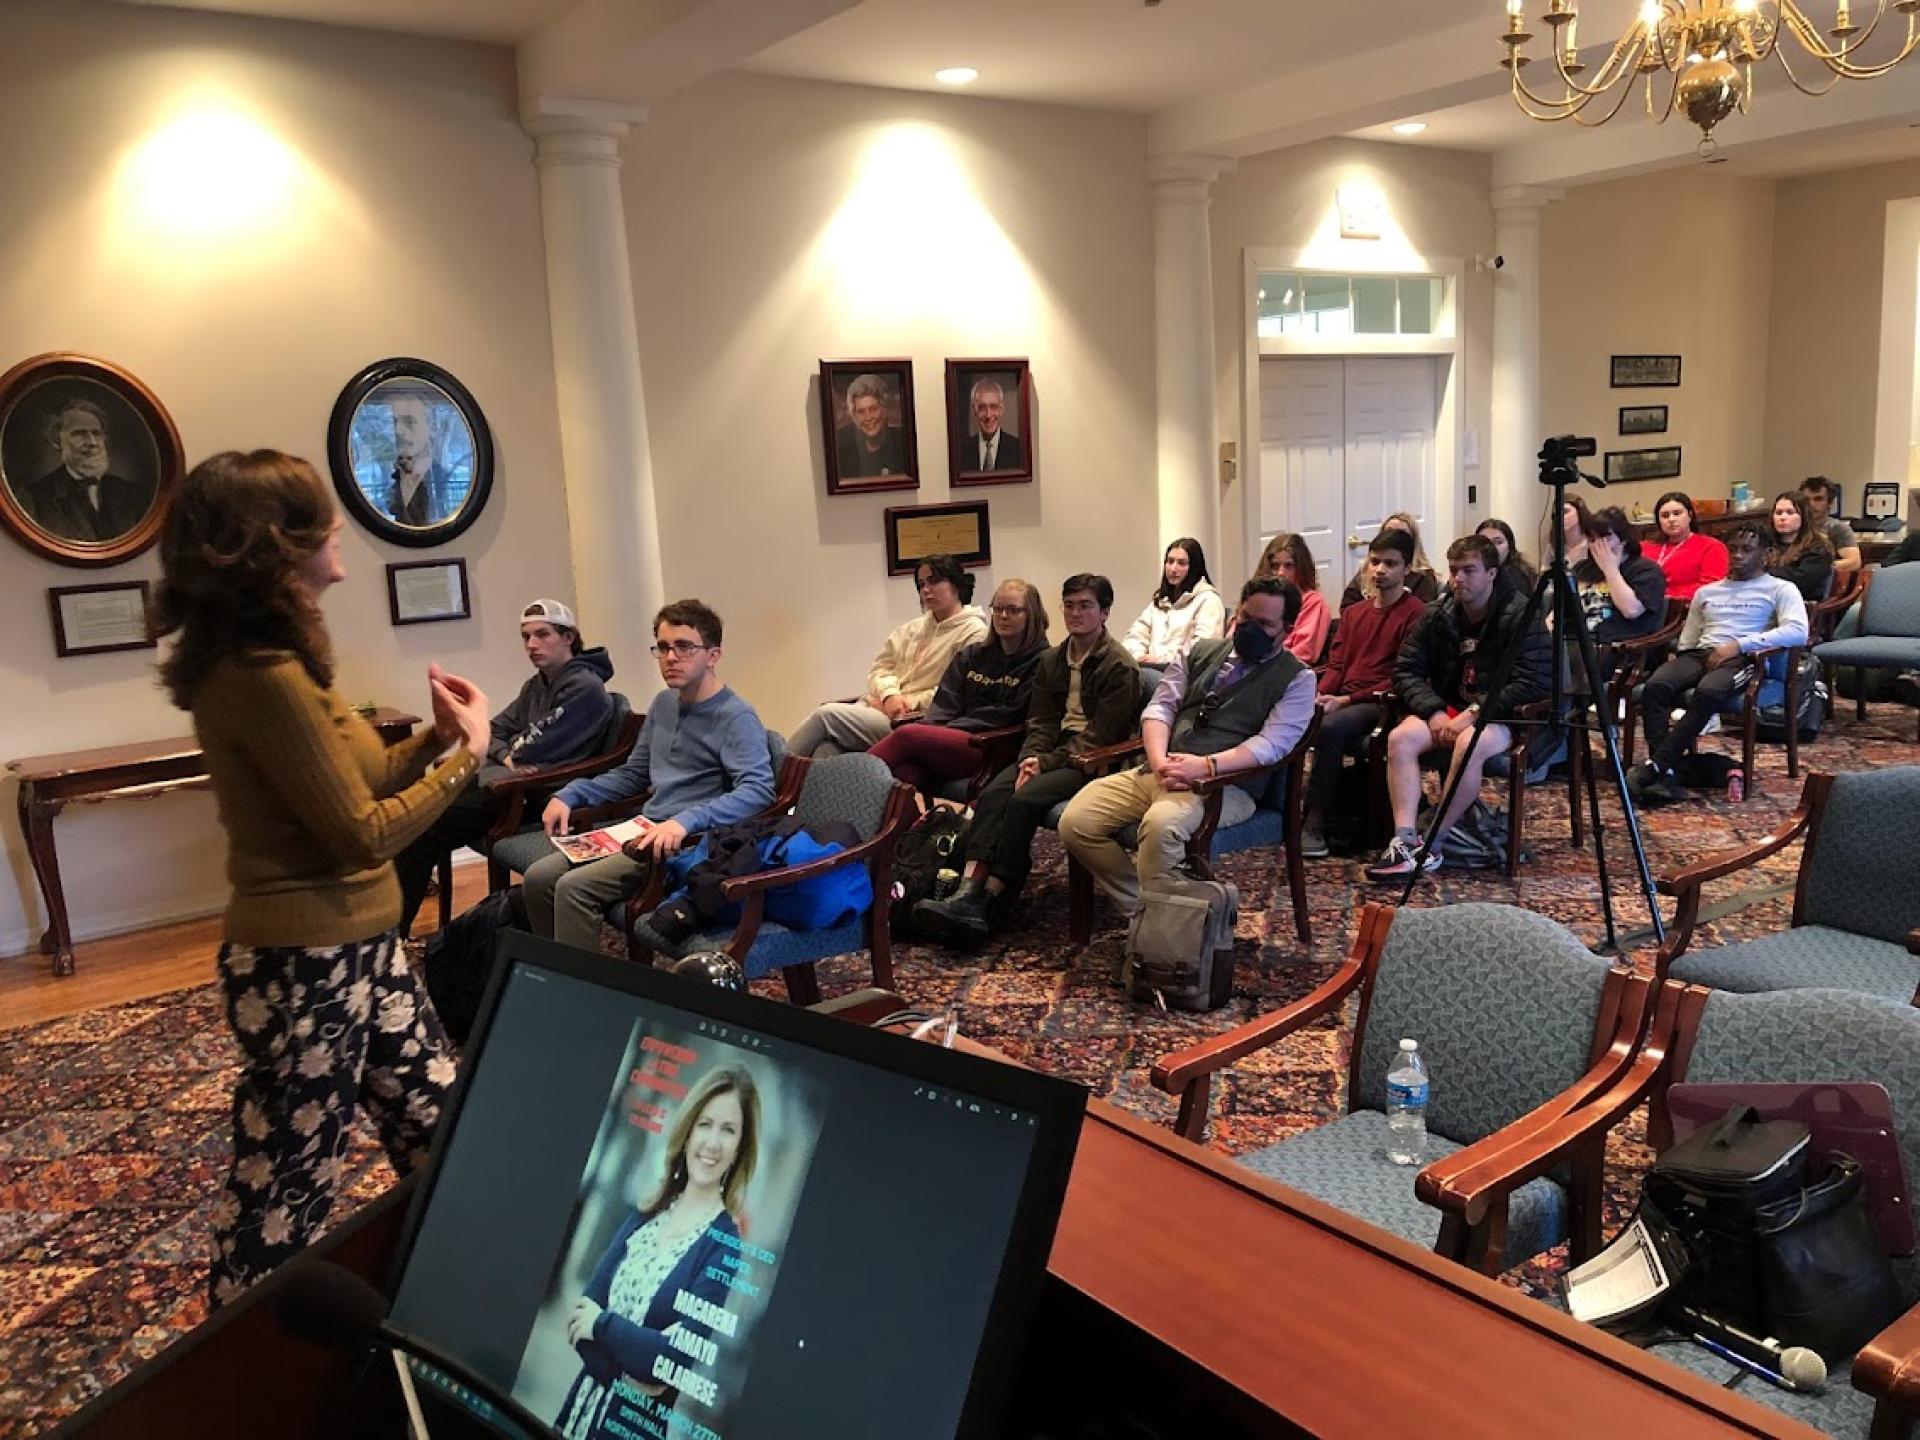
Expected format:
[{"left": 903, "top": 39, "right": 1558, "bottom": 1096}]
[
  {"left": 1640, "top": 768, "right": 1688, "bottom": 806},
  {"left": 1299, "top": 826, "right": 1330, "bottom": 860},
  {"left": 1365, "top": 836, "right": 1443, "bottom": 882},
  {"left": 914, "top": 879, "right": 991, "bottom": 946}
]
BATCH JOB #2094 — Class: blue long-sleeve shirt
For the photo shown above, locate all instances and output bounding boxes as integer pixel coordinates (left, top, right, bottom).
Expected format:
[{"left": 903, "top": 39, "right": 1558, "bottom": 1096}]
[{"left": 556, "top": 686, "right": 775, "bottom": 836}]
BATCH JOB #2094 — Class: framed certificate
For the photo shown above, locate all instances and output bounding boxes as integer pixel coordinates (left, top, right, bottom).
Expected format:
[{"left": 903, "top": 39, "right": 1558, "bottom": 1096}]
[
  {"left": 386, "top": 558, "right": 471, "bottom": 626},
  {"left": 47, "top": 580, "right": 154, "bottom": 657},
  {"left": 883, "top": 500, "right": 991, "bottom": 576}
]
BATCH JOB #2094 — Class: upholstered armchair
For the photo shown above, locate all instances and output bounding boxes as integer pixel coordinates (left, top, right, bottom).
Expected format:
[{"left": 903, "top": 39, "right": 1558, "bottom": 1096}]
[
  {"left": 624, "top": 753, "right": 916, "bottom": 1006},
  {"left": 1655, "top": 768, "right": 1920, "bottom": 1003},
  {"left": 1151, "top": 903, "right": 1653, "bottom": 1275},
  {"left": 1060, "top": 710, "right": 1321, "bottom": 947},
  {"left": 1472, "top": 982, "right": 1920, "bottom": 1437},
  {"left": 1816, "top": 563, "right": 1920, "bottom": 743}
]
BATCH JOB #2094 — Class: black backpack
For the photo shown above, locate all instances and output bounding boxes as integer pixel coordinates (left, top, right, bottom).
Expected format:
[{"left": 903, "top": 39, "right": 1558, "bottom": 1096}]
[
  {"left": 421, "top": 886, "right": 527, "bottom": 1046},
  {"left": 1755, "top": 652, "right": 1829, "bottom": 741},
  {"left": 887, "top": 808, "right": 969, "bottom": 937}
]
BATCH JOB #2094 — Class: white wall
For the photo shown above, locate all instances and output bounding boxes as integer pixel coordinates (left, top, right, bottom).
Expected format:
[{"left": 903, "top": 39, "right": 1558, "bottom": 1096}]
[
  {"left": 1540, "top": 168, "right": 1775, "bottom": 525},
  {"left": 621, "top": 73, "right": 1159, "bottom": 724},
  {"left": 1208, "top": 138, "right": 1497, "bottom": 580},
  {"left": 0, "top": 0, "right": 569, "bottom": 957}
]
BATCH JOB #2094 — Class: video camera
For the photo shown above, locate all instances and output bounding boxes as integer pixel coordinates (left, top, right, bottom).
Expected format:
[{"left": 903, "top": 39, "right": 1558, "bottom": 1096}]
[{"left": 1539, "top": 433, "right": 1605, "bottom": 488}]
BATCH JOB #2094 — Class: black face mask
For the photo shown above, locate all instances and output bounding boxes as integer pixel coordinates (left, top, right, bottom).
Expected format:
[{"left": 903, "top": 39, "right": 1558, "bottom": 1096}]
[{"left": 1233, "top": 623, "right": 1277, "bottom": 663}]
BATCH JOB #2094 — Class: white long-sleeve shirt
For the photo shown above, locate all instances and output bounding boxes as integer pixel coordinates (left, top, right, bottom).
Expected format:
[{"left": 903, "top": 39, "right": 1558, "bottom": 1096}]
[
  {"left": 1122, "top": 580, "right": 1226, "bottom": 665},
  {"left": 865, "top": 606, "right": 988, "bottom": 710},
  {"left": 1677, "top": 574, "right": 1809, "bottom": 655}
]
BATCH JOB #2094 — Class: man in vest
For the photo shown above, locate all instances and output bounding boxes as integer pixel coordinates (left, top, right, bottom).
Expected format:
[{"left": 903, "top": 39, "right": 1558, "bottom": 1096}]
[{"left": 1057, "top": 577, "right": 1317, "bottom": 917}]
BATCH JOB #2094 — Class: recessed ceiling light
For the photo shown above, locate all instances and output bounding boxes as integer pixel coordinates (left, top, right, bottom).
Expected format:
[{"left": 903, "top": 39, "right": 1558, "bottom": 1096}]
[
  {"left": 1391, "top": 121, "right": 1429, "bottom": 136},
  {"left": 934, "top": 67, "right": 979, "bottom": 86}
]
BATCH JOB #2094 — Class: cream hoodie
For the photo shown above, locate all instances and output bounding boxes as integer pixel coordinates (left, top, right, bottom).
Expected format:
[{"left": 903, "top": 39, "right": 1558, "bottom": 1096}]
[
  {"left": 866, "top": 605, "right": 989, "bottom": 710},
  {"left": 1121, "top": 580, "right": 1226, "bottom": 666}
]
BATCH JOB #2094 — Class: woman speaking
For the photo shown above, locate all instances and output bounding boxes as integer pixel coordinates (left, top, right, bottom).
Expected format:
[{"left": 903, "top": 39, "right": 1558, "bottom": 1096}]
[
  {"left": 557, "top": 1066, "right": 761, "bottom": 1437},
  {"left": 153, "top": 449, "right": 490, "bottom": 1304}
]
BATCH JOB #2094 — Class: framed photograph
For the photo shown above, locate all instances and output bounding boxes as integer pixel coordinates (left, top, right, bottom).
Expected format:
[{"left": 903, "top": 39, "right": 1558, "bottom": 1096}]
[
  {"left": 947, "top": 358, "right": 1033, "bottom": 486},
  {"left": 883, "top": 500, "right": 991, "bottom": 576},
  {"left": 1603, "top": 446, "right": 1684, "bottom": 484},
  {"left": 819, "top": 359, "right": 919, "bottom": 495},
  {"left": 1610, "top": 354, "right": 1682, "bottom": 388},
  {"left": 386, "top": 558, "right": 471, "bottom": 626},
  {"left": 1618, "top": 404, "right": 1668, "bottom": 436},
  {"left": 0, "top": 353, "right": 183, "bottom": 568},
  {"left": 328, "top": 357, "right": 494, "bottom": 548},
  {"left": 47, "top": 580, "right": 154, "bottom": 658}
]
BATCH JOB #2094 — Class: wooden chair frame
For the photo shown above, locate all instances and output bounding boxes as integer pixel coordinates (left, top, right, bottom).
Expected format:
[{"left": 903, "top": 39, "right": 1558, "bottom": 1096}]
[{"left": 1150, "top": 902, "right": 1654, "bottom": 1275}]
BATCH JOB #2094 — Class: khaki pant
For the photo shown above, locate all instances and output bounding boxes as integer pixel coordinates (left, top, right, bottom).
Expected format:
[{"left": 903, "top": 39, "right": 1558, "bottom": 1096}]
[
  {"left": 1057, "top": 765, "right": 1255, "bottom": 914},
  {"left": 523, "top": 848, "right": 643, "bottom": 953}
]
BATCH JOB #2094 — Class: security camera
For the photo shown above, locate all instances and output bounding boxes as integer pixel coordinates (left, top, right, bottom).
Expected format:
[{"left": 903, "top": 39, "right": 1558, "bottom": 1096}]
[{"left": 1473, "top": 254, "right": 1506, "bottom": 273}]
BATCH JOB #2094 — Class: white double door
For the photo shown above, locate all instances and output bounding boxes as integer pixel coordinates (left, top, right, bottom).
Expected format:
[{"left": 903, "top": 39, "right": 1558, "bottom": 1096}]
[{"left": 1256, "top": 355, "right": 1441, "bottom": 590}]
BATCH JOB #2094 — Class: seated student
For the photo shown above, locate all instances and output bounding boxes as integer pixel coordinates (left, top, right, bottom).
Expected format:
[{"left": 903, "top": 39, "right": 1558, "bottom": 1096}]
[
  {"left": 394, "top": 598, "right": 615, "bottom": 932},
  {"left": 1568, "top": 505, "right": 1667, "bottom": 678},
  {"left": 914, "top": 574, "right": 1141, "bottom": 943},
  {"left": 1366, "top": 535, "right": 1552, "bottom": 880},
  {"left": 1240, "top": 532, "right": 1330, "bottom": 664},
  {"left": 1556, "top": 495, "right": 1596, "bottom": 567},
  {"left": 789, "top": 553, "right": 986, "bottom": 758},
  {"left": 1121, "top": 538, "right": 1225, "bottom": 689},
  {"left": 868, "top": 578, "right": 1049, "bottom": 794},
  {"left": 1800, "top": 475, "right": 1863, "bottom": 575},
  {"left": 1888, "top": 528, "right": 1920, "bottom": 567},
  {"left": 1476, "top": 518, "right": 1539, "bottom": 593},
  {"left": 1645, "top": 490, "right": 1729, "bottom": 602},
  {"left": 1058, "top": 578, "right": 1316, "bottom": 915},
  {"left": 1628, "top": 523, "right": 1809, "bottom": 806},
  {"left": 1767, "top": 491, "right": 1836, "bottom": 602},
  {"left": 523, "top": 600, "right": 776, "bottom": 953},
  {"left": 1339, "top": 511, "right": 1441, "bottom": 609},
  {"left": 1300, "top": 531, "right": 1428, "bottom": 858}
]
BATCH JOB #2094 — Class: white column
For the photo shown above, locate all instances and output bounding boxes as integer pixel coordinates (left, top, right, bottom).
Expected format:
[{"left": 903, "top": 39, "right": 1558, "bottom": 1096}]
[
  {"left": 1489, "top": 185, "right": 1562, "bottom": 533},
  {"left": 1151, "top": 153, "right": 1234, "bottom": 557},
  {"left": 523, "top": 100, "right": 664, "bottom": 673}
]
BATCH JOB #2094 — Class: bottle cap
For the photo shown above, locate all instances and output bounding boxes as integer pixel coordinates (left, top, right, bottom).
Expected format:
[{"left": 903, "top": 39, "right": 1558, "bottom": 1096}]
[{"left": 1399, "top": 1038, "right": 1417, "bottom": 1050}]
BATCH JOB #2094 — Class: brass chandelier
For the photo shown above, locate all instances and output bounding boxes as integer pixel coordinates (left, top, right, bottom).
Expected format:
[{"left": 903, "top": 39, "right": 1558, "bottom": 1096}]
[{"left": 1500, "top": 0, "right": 1920, "bottom": 154}]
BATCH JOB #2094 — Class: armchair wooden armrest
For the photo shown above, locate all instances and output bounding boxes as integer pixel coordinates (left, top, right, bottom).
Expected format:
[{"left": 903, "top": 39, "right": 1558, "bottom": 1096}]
[
  {"left": 1151, "top": 905, "right": 1393, "bottom": 1141},
  {"left": 569, "top": 796, "right": 650, "bottom": 830},
  {"left": 1854, "top": 1300, "right": 1920, "bottom": 1424},
  {"left": 1654, "top": 787, "right": 1814, "bottom": 967},
  {"left": 1188, "top": 760, "right": 1276, "bottom": 800},
  {"left": 1908, "top": 926, "right": 1920, "bottom": 959},
  {"left": 965, "top": 723, "right": 1025, "bottom": 752},
  {"left": 887, "top": 710, "right": 927, "bottom": 729},
  {"left": 1068, "top": 737, "right": 1146, "bottom": 773},
  {"left": 1418, "top": 977, "right": 1695, "bottom": 1274}
]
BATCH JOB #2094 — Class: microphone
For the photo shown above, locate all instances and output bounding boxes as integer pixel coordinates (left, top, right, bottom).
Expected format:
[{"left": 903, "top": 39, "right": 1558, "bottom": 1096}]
[{"left": 1674, "top": 1305, "right": 1828, "bottom": 1393}]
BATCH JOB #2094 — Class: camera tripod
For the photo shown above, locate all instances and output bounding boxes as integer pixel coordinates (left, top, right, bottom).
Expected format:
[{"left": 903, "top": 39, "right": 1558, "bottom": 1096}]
[{"left": 1397, "top": 441, "right": 1665, "bottom": 950}]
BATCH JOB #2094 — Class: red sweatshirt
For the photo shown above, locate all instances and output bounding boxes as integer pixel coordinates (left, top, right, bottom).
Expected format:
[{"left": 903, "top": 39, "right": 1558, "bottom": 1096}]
[{"left": 1319, "top": 589, "right": 1427, "bottom": 699}]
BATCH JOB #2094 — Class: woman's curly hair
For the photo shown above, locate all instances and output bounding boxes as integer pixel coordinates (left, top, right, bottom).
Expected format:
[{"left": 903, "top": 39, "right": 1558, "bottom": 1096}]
[{"left": 154, "top": 450, "right": 337, "bottom": 709}]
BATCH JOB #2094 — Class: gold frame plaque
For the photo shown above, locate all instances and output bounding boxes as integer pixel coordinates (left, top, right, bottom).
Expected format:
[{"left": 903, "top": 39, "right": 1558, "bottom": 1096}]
[{"left": 883, "top": 500, "right": 991, "bottom": 576}]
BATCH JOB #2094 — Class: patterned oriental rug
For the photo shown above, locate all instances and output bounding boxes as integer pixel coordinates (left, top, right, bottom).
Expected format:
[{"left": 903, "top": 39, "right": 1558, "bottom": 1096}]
[{"left": 1, "top": 711, "right": 1914, "bottom": 1436}]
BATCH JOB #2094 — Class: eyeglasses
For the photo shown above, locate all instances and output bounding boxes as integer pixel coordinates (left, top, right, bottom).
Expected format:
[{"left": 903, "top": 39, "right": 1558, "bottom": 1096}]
[
  {"left": 651, "top": 641, "right": 711, "bottom": 658},
  {"left": 989, "top": 604, "right": 1026, "bottom": 618}
]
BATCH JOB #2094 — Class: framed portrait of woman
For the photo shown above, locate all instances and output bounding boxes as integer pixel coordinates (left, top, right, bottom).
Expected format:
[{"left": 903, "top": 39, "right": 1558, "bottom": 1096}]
[
  {"left": 327, "top": 357, "right": 495, "bottom": 547},
  {"left": 0, "top": 353, "right": 183, "bottom": 568},
  {"left": 818, "top": 358, "right": 919, "bottom": 495}
]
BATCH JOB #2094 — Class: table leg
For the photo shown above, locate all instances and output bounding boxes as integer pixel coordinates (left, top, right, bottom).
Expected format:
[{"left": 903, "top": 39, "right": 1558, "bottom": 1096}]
[{"left": 17, "top": 782, "right": 75, "bottom": 978}]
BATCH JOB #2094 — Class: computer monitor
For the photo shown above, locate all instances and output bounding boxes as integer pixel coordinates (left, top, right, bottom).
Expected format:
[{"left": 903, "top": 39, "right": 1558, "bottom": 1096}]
[{"left": 383, "top": 931, "right": 1086, "bottom": 1440}]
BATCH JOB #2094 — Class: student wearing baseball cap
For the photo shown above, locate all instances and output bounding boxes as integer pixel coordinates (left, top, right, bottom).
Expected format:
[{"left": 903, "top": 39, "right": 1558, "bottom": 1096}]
[{"left": 395, "top": 597, "right": 615, "bottom": 931}]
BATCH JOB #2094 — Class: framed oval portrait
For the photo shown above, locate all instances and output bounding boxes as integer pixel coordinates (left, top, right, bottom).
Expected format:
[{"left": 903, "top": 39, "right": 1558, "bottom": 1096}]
[
  {"left": 0, "top": 353, "right": 184, "bottom": 568},
  {"left": 327, "top": 357, "right": 494, "bottom": 547}
]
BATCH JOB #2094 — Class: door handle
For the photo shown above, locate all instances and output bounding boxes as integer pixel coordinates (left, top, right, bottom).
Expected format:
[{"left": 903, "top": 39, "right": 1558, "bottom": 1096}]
[{"left": 1346, "top": 535, "right": 1363, "bottom": 547}]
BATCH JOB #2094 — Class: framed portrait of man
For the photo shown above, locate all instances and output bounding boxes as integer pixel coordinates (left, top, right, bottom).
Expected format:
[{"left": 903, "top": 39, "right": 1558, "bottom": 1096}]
[
  {"left": 0, "top": 353, "right": 183, "bottom": 568},
  {"left": 819, "top": 358, "right": 919, "bottom": 495},
  {"left": 327, "top": 357, "right": 495, "bottom": 547},
  {"left": 946, "top": 359, "right": 1033, "bottom": 486}
]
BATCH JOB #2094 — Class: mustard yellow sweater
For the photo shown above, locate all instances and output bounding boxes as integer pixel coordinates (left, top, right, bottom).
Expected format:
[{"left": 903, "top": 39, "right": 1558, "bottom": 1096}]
[{"left": 192, "top": 653, "right": 479, "bottom": 946}]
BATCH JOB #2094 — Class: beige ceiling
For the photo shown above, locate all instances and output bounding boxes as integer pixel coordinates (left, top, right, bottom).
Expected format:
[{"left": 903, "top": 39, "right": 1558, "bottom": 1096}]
[
  {"left": 124, "top": 0, "right": 577, "bottom": 43},
  {"left": 741, "top": 0, "right": 1490, "bottom": 114}
]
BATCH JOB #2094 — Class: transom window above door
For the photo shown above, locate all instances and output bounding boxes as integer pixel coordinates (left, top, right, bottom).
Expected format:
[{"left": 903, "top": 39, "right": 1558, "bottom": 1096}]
[{"left": 1257, "top": 272, "right": 1444, "bottom": 339}]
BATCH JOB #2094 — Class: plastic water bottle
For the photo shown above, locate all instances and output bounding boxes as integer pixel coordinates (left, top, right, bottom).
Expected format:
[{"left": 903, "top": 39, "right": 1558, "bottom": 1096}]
[{"left": 1386, "top": 1038, "right": 1430, "bottom": 1166}]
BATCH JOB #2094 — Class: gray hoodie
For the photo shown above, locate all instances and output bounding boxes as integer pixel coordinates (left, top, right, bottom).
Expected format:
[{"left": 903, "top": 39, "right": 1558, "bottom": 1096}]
[{"left": 487, "top": 646, "right": 616, "bottom": 767}]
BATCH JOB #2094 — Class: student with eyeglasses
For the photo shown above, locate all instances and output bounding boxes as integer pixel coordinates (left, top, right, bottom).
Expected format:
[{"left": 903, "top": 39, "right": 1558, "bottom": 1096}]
[
  {"left": 788, "top": 553, "right": 987, "bottom": 758},
  {"left": 521, "top": 599, "right": 775, "bottom": 952},
  {"left": 867, "top": 578, "right": 1050, "bottom": 793}
]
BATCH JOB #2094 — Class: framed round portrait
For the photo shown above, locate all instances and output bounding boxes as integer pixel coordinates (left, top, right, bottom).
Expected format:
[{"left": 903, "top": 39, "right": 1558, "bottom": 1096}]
[
  {"left": 0, "top": 353, "right": 184, "bottom": 568},
  {"left": 327, "top": 357, "right": 494, "bottom": 548}
]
